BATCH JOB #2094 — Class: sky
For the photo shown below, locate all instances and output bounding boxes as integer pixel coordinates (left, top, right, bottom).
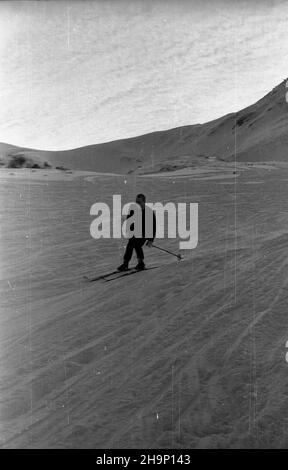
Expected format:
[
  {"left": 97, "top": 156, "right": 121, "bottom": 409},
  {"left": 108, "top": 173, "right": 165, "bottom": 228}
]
[{"left": 0, "top": 0, "right": 288, "bottom": 150}]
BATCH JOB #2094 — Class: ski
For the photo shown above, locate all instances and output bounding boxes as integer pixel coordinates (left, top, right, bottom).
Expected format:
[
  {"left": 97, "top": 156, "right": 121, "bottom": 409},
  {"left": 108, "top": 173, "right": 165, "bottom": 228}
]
[
  {"left": 84, "top": 268, "right": 133, "bottom": 282},
  {"left": 104, "top": 266, "right": 159, "bottom": 282}
]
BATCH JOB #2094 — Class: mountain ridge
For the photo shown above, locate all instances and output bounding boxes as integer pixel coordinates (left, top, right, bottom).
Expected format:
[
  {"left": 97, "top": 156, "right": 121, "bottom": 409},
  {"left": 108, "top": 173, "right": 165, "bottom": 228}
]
[{"left": 1, "top": 78, "right": 287, "bottom": 173}]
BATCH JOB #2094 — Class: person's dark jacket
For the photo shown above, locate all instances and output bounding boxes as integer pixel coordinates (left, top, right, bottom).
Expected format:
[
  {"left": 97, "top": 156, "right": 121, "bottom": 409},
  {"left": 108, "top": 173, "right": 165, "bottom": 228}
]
[{"left": 127, "top": 205, "right": 156, "bottom": 242}]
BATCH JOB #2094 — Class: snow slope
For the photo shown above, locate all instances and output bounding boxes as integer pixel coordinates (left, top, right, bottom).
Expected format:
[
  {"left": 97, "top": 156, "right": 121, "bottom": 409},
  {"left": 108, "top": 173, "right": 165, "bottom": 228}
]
[{"left": 1, "top": 166, "right": 288, "bottom": 448}]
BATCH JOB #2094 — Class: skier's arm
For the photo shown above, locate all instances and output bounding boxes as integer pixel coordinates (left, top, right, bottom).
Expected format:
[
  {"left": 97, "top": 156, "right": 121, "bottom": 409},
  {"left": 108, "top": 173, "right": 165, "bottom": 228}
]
[
  {"left": 146, "top": 211, "right": 156, "bottom": 245},
  {"left": 153, "top": 211, "right": 156, "bottom": 240}
]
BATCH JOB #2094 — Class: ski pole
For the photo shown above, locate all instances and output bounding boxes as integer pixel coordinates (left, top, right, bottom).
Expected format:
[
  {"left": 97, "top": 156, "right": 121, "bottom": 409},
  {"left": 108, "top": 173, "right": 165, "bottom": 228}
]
[{"left": 151, "top": 243, "right": 182, "bottom": 261}]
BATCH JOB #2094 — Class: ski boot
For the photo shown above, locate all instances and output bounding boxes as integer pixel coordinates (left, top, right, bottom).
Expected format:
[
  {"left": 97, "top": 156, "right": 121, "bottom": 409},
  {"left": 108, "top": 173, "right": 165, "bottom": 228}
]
[
  {"left": 117, "top": 261, "right": 129, "bottom": 272},
  {"left": 135, "top": 259, "right": 145, "bottom": 271}
]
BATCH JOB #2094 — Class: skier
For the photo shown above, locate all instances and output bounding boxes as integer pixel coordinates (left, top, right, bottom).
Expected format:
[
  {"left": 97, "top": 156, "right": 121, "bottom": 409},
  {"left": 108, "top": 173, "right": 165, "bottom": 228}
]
[{"left": 117, "top": 193, "right": 156, "bottom": 271}]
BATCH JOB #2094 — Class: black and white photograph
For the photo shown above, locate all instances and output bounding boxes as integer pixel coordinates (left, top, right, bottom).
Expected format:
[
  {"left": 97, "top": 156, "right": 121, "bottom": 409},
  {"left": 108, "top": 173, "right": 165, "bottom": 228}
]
[{"left": 1, "top": 0, "right": 288, "bottom": 454}]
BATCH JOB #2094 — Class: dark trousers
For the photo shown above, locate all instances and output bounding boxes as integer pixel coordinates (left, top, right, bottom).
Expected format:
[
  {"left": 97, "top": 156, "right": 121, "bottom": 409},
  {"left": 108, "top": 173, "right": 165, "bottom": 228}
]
[{"left": 124, "top": 237, "right": 146, "bottom": 262}]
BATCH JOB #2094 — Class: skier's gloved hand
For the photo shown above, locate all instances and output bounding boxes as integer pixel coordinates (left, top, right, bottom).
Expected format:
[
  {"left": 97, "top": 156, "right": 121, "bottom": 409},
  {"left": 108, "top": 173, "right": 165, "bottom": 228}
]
[{"left": 146, "top": 241, "right": 153, "bottom": 247}]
